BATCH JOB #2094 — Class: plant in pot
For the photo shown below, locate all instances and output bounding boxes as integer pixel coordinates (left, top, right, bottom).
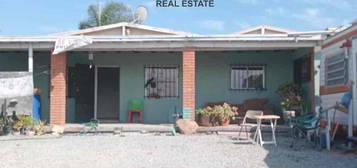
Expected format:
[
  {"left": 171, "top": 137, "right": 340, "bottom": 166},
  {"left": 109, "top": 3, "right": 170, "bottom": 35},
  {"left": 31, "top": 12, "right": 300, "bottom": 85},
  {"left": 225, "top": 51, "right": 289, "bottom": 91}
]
[
  {"left": 276, "top": 83, "right": 303, "bottom": 123},
  {"left": 196, "top": 103, "right": 238, "bottom": 126}
]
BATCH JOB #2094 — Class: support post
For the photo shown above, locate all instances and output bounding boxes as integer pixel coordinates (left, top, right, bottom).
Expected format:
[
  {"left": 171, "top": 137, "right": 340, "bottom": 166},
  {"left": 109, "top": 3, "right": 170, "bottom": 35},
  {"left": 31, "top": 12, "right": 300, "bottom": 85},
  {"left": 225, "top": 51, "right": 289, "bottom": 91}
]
[
  {"left": 50, "top": 52, "right": 67, "bottom": 125},
  {"left": 182, "top": 47, "right": 196, "bottom": 120},
  {"left": 28, "top": 44, "right": 33, "bottom": 72}
]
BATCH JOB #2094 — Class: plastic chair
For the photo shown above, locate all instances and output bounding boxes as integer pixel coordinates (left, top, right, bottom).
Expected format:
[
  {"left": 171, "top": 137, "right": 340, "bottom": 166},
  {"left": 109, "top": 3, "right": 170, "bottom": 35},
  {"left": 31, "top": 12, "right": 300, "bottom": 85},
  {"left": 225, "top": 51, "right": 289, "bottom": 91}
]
[
  {"left": 238, "top": 110, "right": 264, "bottom": 140},
  {"left": 128, "top": 99, "right": 144, "bottom": 123}
]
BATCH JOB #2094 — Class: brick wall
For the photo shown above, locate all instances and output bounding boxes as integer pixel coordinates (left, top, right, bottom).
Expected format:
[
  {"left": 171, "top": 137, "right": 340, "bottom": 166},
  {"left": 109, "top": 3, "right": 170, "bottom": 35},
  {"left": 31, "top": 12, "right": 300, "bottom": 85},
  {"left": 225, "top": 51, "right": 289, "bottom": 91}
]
[
  {"left": 182, "top": 48, "right": 196, "bottom": 120},
  {"left": 50, "top": 52, "right": 67, "bottom": 125}
]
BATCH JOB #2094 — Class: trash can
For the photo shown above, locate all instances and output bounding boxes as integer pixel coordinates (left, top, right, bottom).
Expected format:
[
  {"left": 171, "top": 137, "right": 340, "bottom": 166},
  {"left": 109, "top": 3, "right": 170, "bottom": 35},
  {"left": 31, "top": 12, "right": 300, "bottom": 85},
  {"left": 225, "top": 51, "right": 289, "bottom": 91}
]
[{"left": 32, "top": 88, "right": 41, "bottom": 120}]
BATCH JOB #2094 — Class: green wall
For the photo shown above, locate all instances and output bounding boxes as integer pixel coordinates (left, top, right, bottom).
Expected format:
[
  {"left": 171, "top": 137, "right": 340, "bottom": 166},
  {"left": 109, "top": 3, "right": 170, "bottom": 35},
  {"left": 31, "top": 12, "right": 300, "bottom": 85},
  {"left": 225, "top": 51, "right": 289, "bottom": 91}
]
[
  {"left": 93, "top": 52, "right": 182, "bottom": 124},
  {"left": 196, "top": 50, "right": 295, "bottom": 113},
  {"left": 0, "top": 49, "right": 312, "bottom": 124},
  {"left": 0, "top": 51, "right": 51, "bottom": 122}
]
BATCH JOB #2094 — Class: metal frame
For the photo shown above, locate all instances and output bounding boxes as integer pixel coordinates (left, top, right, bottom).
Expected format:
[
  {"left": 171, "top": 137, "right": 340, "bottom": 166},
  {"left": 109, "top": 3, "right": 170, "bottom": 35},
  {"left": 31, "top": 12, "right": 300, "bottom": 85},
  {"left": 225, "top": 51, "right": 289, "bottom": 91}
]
[{"left": 94, "top": 65, "right": 120, "bottom": 121}]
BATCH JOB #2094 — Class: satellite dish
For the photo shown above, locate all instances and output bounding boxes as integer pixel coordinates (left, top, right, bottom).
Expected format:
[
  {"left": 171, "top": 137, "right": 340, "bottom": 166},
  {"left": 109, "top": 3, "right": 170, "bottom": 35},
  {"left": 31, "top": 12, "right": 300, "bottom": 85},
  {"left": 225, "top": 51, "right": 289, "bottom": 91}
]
[{"left": 132, "top": 6, "right": 148, "bottom": 24}]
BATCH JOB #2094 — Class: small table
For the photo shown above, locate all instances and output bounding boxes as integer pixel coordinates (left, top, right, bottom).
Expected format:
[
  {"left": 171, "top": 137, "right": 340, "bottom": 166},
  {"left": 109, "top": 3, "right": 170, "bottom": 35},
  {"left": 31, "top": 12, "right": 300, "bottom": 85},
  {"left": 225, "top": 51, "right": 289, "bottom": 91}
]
[{"left": 253, "top": 115, "right": 280, "bottom": 146}]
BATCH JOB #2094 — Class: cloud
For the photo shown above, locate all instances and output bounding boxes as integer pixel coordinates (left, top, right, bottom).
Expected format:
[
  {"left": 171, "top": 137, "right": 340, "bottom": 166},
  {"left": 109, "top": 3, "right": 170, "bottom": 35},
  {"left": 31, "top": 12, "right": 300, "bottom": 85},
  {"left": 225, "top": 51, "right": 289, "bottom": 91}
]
[
  {"left": 265, "top": 7, "right": 286, "bottom": 15},
  {"left": 234, "top": 0, "right": 258, "bottom": 5},
  {"left": 199, "top": 20, "right": 225, "bottom": 32},
  {"left": 292, "top": 8, "right": 337, "bottom": 28}
]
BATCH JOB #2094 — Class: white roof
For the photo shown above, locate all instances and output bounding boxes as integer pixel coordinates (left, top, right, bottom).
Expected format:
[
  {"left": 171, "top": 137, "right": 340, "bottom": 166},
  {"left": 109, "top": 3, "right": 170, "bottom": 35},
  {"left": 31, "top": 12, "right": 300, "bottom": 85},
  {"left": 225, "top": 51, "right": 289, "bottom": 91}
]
[
  {"left": 233, "top": 25, "right": 294, "bottom": 35},
  {"left": 51, "top": 22, "right": 196, "bottom": 36}
]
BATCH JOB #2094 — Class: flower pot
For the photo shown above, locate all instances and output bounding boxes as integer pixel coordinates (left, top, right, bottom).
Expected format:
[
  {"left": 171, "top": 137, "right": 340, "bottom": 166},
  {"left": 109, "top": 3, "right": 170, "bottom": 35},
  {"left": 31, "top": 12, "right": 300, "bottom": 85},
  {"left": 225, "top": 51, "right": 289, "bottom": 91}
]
[
  {"left": 283, "top": 110, "right": 295, "bottom": 123},
  {"left": 219, "top": 118, "right": 230, "bottom": 126},
  {"left": 198, "top": 114, "right": 212, "bottom": 127}
]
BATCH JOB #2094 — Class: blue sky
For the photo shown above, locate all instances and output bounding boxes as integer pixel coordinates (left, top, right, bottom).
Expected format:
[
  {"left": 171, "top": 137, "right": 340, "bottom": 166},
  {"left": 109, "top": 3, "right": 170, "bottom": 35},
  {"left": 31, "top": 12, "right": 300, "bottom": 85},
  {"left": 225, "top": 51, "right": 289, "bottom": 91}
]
[{"left": 0, "top": 0, "right": 356, "bottom": 35}]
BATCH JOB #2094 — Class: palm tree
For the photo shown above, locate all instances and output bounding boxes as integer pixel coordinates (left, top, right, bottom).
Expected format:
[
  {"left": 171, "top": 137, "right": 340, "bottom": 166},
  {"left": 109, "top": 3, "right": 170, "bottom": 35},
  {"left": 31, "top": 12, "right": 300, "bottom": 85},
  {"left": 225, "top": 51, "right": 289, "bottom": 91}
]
[{"left": 79, "top": 2, "right": 133, "bottom": 29}]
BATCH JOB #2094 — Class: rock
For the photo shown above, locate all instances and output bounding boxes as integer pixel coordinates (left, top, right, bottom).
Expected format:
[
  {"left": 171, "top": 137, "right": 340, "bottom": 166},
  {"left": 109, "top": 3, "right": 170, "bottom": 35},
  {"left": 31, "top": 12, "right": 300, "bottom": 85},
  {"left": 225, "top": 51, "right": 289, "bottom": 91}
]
[
  {"left": 25, "top": 131, "right": 35, "bottom": 136},
  {"left": 175, "top": 119, "right": 198, "bottom": 135},
  {"left": 51, "top": 125, "right": 64, "bottom": 134}
]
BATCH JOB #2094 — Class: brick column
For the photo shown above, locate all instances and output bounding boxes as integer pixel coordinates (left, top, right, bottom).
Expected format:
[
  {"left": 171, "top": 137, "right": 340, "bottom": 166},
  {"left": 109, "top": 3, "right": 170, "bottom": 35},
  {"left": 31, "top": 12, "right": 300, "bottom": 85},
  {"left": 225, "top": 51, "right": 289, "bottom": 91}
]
[
  {"left": 182, "top": 48, "right": 196, "bottom": 120},
  {"left": 50, "top": 52, "right": 67, "bottom": 125}
]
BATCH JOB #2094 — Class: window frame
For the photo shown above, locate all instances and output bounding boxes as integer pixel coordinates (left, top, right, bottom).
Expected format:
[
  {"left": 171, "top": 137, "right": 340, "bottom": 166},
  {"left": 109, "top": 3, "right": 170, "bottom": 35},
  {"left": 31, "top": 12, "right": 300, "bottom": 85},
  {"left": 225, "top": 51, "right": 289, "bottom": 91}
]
[
  {"left": 325, "top": 52, "right": 348, "bottom": 88},
  {"left": 144, "top": 65, "right": 179, "bottom": 99},
  {"left": 230, "top": 64, "right": 266, "bottom": 91}
]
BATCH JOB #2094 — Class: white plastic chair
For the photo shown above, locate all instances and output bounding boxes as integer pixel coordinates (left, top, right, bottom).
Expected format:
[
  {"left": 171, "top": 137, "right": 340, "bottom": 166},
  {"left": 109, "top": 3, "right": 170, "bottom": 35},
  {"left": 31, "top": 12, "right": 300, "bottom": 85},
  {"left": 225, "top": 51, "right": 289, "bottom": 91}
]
[{"left": 238, "top": 110, "right": 264, "bottom": 140}]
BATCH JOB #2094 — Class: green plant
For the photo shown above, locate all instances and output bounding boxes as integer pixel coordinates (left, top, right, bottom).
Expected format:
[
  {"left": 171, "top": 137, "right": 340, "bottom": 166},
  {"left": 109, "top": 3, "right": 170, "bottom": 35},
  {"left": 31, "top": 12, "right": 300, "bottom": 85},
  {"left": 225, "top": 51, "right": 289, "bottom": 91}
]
[
  {"left": 13, "top": 115, "right": 34, "bottom": 131},
  {"left": 276, "top": 83, "right": 303, "bottom": 111},
  {"left": 33, "top": 120, "right": 46, "bottom": 135},
  {"left": 196, "top": 103, "right": 238, "bottom": 126}
]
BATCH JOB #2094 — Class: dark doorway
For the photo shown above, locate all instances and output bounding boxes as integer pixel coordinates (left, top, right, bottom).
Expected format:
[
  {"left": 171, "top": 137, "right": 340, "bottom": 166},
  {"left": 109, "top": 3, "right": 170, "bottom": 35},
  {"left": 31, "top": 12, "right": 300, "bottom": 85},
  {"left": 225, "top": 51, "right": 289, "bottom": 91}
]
[
  {"left": 73, "top": 64, "right": 95, "bottom": 123},
  {"left": 96, "top": 67, "right": 120, "bottom": 122}
]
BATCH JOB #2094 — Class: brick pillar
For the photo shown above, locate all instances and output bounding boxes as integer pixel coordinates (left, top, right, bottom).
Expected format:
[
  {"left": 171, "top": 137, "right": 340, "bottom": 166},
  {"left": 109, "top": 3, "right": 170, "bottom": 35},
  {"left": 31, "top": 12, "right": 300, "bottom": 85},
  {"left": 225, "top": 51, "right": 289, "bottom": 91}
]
[
  {"left": 50, "top": 52, "right": 67, "bottom": 125},
  {"left": 182, "top": 48, "right": 196, "bottom": 120}
]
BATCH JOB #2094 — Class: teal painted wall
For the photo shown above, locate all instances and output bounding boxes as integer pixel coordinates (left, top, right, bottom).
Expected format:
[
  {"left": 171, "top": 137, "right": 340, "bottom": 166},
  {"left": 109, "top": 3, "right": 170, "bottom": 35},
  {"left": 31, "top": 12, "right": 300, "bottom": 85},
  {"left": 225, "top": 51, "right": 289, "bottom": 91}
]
[
  {"left": 93, "top": 52, "right": 182, "bottom": 124},
  {"left": 1, "top": 49, "right": 312, "bottom": 124},
  {"left": 0, "top": 52, "right": 28, "bottom": 71},
  {"left": 33, "top": 52, "right": 51, "bottom": 122},
  {"left": 0, "top": 51, "right": 50, "bottom": 122},
  {"left": 196, "top": 50, "right": 295, "bottom": 114}
]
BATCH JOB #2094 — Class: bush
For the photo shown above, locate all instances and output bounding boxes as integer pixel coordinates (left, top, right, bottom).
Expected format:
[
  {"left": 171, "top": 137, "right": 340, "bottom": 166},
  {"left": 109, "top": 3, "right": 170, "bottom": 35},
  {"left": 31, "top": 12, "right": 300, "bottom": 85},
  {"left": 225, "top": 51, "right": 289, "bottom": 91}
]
[{"left": 196, "top": 103, "right": 238, "bottom": 126}]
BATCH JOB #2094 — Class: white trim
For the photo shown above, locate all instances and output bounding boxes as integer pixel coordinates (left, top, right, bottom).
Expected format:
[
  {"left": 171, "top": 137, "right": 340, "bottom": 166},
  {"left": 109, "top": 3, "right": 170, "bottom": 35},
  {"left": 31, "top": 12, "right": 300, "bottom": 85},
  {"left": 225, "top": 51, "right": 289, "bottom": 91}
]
[
  {"left": 51, "top": 22, "right": 195, "bottom": 36},
  {"left": 233, "top": 25, "right": 294, "bottom": 35},
  {"left": 94, "top": 66, "right": 98, "bottom": 120},
  {"left": 28, "top": 44, "right": 33, "bottom": 72}
]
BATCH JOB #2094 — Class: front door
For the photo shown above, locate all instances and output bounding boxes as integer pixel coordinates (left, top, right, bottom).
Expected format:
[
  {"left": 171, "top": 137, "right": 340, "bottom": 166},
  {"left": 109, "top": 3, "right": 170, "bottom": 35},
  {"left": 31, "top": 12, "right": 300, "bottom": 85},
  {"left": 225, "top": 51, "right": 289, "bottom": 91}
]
[{"left": 96, "top": 67, "right": 120, "bottom": 122}]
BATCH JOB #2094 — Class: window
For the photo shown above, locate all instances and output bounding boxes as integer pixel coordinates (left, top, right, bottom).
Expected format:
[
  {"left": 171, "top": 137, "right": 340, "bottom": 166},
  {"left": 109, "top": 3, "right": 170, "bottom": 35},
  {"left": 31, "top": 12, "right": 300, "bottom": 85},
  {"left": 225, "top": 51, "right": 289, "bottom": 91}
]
[
  {"left": 230, "top": 65, "right": 265, "bottom": 90},
  {"left": 144, "top": 66, "right": 179, "bottom": 98},
  {"left": 325, "top": 53, "right": 348, "bottom": 87}
]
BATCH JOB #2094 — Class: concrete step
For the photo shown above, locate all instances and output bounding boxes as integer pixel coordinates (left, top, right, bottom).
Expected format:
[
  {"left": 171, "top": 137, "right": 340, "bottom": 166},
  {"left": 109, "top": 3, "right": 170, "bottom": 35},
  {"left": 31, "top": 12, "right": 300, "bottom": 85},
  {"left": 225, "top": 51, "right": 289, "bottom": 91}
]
[{"left": 64, "top": 123, "right": 290, "bottom": 134}]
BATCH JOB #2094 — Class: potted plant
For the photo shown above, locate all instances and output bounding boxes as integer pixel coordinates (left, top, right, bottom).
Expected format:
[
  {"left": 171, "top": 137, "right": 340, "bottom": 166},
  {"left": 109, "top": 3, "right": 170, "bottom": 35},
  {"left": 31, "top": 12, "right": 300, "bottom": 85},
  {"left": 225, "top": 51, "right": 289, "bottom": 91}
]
[
  {"left": 276, "top": 83, "right": 303, "bottom": 122},
  {"left": 196, "top": 103, "right": 238, "bottom": 126}
]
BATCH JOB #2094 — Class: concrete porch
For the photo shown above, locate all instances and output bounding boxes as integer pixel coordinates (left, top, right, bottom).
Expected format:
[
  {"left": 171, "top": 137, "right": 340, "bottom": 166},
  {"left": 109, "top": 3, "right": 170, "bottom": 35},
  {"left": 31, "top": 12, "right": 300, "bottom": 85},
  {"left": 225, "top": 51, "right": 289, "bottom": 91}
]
[{"left": 63, "top": 123, "right": 290, "bottom": 134}]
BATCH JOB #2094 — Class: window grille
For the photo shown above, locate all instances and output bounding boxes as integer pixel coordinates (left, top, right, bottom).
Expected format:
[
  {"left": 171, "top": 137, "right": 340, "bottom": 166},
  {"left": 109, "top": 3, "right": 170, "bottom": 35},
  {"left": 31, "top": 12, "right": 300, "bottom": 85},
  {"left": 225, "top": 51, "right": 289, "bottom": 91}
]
[
  {"left": 230, "top": 65, "right": 265, "bottom": 90},
  {"left": 325, "top": 53, "right": 348, "bottom": 87},
  {"left": 144, "top": 65, "right": 179, "bottom": 98}
]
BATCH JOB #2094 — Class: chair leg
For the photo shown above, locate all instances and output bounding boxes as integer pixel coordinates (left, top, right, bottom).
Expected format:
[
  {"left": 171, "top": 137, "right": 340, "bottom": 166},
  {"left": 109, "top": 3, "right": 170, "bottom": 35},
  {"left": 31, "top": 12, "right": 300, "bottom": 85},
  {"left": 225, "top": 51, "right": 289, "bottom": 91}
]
[
  {"left": 128, "top": 112, "right": 132, "bottom": 123},
  {"left": 238, "top": 124, "right": 243, "bottom": 139},
  {"left": 244, "top": 125, "right": 249, "bottom": 140},
  {"left": 139, "top": 112, "right": 143, "bottom": 123}
]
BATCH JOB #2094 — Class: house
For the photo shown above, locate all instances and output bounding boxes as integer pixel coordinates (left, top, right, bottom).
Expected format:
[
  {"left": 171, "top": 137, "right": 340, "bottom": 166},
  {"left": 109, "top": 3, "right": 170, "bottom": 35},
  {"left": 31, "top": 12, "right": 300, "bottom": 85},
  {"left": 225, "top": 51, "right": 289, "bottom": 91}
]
[
  {"left": 0, "top": 22, "right": 322, "bottom": 125},
  {"left": 320, "top": 20, "right": 357, "bottom": 138}
]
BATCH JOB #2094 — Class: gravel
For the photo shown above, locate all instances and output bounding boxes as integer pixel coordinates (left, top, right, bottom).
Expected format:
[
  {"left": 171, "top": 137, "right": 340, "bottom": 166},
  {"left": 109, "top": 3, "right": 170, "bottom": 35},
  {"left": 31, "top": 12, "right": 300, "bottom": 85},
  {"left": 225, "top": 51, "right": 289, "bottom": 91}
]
[{"left": 0, "top": 133, "right": 356, "bottom": 168}]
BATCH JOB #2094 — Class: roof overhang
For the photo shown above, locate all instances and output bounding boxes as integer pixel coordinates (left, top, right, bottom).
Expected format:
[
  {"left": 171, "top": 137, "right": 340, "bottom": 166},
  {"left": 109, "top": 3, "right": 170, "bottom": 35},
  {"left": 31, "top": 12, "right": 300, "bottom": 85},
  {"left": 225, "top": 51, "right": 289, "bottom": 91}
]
[{"left": 0, "top": 35, "right": 322, "bottom": 51}]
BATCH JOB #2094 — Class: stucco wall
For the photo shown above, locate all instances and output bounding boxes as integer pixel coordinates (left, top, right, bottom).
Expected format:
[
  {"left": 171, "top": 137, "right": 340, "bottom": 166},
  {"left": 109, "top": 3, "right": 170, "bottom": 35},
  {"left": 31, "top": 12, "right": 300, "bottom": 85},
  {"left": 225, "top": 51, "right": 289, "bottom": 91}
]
[
  {"left": 93, "top": 52, "right": 183, "bottom": 124},
  {"left": 196, "top": 50, "right": 295, "bottom": 113},
  {"left": 1, "top": 49, "right": 311, "bottom": 124}
]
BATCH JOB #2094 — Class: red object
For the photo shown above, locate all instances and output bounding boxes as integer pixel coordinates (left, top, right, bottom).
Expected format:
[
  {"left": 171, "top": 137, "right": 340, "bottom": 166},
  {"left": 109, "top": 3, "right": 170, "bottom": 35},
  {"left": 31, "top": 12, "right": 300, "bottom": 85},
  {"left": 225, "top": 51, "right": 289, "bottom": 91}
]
[
  {"left": 128, "top": 110, "right": 143, "bottom": 123},
  {"left": 340, "top": 39, "right": 352, "bottom": 48}
]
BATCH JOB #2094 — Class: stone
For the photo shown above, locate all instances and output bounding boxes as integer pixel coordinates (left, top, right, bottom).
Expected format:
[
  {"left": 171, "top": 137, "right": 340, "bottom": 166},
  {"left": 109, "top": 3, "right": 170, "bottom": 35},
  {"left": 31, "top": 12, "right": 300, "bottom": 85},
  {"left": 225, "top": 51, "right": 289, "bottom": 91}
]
[
  {"left": 175, "top": 119, "right": 198, "bottom": 135},
  {"left": 51, "top": 125, "right": 64, "bottom": 134},
  {"left": 25, "top": 130, "right": 35, "bottom": 136}
]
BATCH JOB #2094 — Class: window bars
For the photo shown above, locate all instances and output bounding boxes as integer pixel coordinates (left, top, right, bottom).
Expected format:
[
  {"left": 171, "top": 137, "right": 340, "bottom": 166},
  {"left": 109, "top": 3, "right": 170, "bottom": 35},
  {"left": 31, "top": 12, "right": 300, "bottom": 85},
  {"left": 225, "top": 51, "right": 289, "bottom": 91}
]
[
  {"left": 230, "top": 65, "right": 266, "bottom": 90},
  {"left": 144, "top": 65, "right": 179, "bottom": 98}
]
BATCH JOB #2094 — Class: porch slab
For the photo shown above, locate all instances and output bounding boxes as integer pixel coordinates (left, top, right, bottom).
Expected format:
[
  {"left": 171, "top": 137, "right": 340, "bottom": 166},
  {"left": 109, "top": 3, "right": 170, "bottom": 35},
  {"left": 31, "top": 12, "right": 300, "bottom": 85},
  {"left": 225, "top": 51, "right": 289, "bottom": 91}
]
[
  {"left": 197, "top": 124, "right": 290, "bottom": 133},
  {"left": 64, "top": 123, "right": 290, "bottom": 134},
  {"left": 64, "top": 123, "right": 175, "bottom": 133}
]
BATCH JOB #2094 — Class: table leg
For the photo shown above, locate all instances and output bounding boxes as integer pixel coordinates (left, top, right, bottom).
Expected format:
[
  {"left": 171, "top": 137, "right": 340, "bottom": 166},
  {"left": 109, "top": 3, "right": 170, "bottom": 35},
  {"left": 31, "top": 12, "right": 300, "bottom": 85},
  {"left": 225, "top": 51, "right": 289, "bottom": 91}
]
[
  {"left": 270, "top": 119, "right": 277, "bottom": 146},
  {"left": 258, "top": 119, "right": 263, "bottom": 146}
]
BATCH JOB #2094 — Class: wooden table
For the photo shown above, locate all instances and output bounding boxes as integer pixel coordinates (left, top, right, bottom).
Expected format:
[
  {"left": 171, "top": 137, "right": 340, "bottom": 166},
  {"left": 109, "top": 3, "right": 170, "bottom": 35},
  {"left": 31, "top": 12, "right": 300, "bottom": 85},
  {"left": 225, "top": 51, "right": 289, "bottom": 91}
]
[{"left": 253, "top": 115, "right": 280, "bottom": 146}]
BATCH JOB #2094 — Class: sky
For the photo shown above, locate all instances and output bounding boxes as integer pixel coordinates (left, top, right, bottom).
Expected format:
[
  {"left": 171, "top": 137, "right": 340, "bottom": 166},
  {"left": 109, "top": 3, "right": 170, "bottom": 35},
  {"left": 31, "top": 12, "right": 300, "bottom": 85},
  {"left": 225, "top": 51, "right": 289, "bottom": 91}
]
[{"left": 0, "top": 0, "right": 356, "bottom": 35}]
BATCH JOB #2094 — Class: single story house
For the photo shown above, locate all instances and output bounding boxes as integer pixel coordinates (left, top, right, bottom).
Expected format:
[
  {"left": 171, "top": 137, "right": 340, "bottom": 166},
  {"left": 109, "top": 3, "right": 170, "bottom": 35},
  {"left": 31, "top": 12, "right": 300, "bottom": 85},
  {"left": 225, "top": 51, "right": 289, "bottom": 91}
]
[{"left": 0, "top": 23, "right": 323, "bottom": 125}]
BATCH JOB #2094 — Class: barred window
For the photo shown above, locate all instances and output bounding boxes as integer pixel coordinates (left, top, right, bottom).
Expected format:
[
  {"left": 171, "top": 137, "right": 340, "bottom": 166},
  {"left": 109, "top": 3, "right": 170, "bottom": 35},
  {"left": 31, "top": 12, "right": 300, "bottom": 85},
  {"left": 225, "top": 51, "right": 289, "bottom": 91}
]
[
  {"left": 325, "top": 53, "right": 348, "bottom": 87},
  {"left": 230, "top": 65, "right": 265, "bottom": 90},
  {"left": 144, "top": 66, "right": 179, "bottom": 98}
]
